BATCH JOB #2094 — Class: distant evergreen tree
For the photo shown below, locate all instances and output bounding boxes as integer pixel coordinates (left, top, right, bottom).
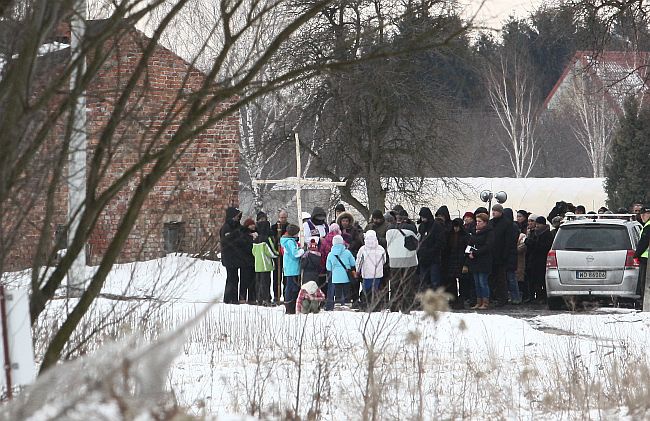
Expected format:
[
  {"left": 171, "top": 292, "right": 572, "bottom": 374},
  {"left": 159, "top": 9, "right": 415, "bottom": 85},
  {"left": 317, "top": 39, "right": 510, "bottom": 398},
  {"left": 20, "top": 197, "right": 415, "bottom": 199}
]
[{"left": 605, "top": 97, "right": 650, "bottom": 209}]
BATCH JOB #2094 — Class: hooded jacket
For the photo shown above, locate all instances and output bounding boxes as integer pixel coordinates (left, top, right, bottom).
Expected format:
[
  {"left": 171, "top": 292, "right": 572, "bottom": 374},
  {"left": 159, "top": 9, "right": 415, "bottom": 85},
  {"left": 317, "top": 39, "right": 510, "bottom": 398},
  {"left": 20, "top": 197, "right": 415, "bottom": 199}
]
[
  {"left": 326, "top": 243, "right": 356, "bottom": 284},
  {"left": 219, "top": 207, "right": 252, "bottom": 268},
  {"left": 502, "top": 208, "right": 520, "bottom": 272},
  {"left": 417, "top": 207, "right": 446, "bottom": 266},
  {"left": 336, "top": 211, "right": 363, "bottom": 256},
  {"left": 280, "top": 235, "right": 305, "bottom": 277},
  {"left": 356, "top": 231, "right": 386, "bottom": 279},
  {"left": 445, "top": 219, "right": 469, "bottom": 278},
  {"left": 488, "top": 210, "right": 515, "bottom": 266},
  {"left": 435, "top": 205, "right": 452, "bottom": 232}
]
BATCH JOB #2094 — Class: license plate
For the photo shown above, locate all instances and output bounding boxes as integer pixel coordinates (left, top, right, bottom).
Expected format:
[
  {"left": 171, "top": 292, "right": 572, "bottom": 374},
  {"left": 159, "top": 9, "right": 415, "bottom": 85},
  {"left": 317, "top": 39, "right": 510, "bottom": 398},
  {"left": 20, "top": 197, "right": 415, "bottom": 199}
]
[{"left": 576, "top": 271, "right": 606, "bottom": 279}]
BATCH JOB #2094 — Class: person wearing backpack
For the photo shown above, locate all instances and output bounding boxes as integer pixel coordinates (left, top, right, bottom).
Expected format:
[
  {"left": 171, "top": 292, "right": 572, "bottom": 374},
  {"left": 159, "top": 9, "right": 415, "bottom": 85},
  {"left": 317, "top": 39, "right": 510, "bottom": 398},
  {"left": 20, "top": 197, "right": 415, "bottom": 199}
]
[
  {"left": 325, "top": 235, "right": 356, "bottom": 310},
  {"left": 386, "top": 209, "right": 419, "bottom": 314},
  {"left": 356, "top": 230, "right": 386, "bottom": 311}
]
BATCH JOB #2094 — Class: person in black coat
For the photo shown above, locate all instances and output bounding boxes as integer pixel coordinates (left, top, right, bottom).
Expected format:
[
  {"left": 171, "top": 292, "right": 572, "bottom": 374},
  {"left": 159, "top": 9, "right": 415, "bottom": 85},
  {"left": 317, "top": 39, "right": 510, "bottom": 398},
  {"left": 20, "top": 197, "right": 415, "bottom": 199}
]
[
  {"left": 220, "top": 207, "right": 256, "bottom": 304},
  {"left": 467, "top": 213, "right": 494, "bottom": 309},
  {"left": 503, "top": 208, "right": 522, "bottom": 304},
  {"left": 488, "top": 204, "right": 514, "bottom": 306},
  {"left": 417, "top": 207, "right": 446, "bottom": 291},
  {"left": 435, "top": 205, "right": 453, "bottom": 232},
  {"left": 524, "top": 216, "right": 554, "bottom": 302},
  {"left": 444, "top": 218, "right": 469, "bottom": 309},
  {"left": 270, "top": 210, "right": 289, "bottom": 304}
]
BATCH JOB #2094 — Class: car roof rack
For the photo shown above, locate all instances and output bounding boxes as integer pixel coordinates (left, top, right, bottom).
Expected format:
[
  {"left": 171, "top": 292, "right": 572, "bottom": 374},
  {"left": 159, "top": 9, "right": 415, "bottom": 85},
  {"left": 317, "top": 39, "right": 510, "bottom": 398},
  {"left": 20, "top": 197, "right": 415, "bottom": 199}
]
[{"left": 563, "top": 212, "right": 638, "bottom": 222}]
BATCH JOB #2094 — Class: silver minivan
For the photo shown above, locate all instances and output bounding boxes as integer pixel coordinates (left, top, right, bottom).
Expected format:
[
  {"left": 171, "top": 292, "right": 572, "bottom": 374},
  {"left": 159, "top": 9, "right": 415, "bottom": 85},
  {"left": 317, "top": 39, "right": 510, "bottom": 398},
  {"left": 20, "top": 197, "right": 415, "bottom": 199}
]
[{"left": 545, "top": 215, "right": 642, "bottom": 310}]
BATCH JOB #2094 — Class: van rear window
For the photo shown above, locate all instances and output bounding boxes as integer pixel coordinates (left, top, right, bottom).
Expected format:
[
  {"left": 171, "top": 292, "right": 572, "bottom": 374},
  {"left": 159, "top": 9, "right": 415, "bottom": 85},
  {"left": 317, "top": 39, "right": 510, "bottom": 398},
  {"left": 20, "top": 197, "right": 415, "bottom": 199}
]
[{"left": 553, "top": 225, "right": 631, "bottom": 252}]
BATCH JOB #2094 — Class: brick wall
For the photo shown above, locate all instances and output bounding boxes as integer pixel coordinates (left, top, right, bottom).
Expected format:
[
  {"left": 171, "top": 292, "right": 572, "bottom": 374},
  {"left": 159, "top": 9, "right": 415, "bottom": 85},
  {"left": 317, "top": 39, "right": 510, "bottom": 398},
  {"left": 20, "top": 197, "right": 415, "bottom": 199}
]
[{"left": 3, "top": 21, "right": 240, "bottom": 270}]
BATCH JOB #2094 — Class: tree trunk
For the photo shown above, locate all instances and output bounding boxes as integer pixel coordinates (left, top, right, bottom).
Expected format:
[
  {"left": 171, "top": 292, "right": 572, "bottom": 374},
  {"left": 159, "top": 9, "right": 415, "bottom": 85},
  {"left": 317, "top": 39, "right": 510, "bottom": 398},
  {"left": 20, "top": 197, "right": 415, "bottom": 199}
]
[{"left": 366, "top": 173, "right": 385, "bottom": 215}]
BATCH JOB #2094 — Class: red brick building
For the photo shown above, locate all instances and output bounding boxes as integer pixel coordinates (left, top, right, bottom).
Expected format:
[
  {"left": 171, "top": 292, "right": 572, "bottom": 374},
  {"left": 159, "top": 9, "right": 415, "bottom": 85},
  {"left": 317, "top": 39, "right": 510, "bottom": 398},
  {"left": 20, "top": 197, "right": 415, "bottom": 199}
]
[{"left": 7, "top": 19, "right": 240, "bottom": 269}]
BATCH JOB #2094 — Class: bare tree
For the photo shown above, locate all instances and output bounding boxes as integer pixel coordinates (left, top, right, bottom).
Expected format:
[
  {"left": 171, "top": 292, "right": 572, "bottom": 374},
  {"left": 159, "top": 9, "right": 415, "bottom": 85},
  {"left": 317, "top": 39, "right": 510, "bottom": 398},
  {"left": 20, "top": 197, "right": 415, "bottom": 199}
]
[
  {"left": 0, "top": 0, "right": 410, "bottom": 375},
  {"left": 562, "top": 76, "right": 618, "bottom": 177},
  {"left": 486, "top": 54, "right": 539, "bottom": 178}
]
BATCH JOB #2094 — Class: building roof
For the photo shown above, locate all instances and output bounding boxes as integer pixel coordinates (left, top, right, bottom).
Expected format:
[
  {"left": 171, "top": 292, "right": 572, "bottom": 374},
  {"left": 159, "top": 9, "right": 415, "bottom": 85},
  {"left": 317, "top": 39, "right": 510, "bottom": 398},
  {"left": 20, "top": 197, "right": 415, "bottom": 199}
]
[{"left": 543, "top": 51, "right": 650, "bottom": 112}]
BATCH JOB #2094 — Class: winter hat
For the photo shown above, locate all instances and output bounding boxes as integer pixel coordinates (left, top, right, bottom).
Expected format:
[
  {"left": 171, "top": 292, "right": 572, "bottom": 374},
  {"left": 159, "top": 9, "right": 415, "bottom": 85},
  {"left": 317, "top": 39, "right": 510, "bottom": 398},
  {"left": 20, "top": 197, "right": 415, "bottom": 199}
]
[
  {"left": 286, "top": 224, "right": 300, "bottom": 237},
  {"left": 452, "top": 218, "right": 464, "bottom": 228},
  {"left": 301, "top": 211, "right": 311, "bottom": 221},
  {"left": 474, "top": 206, "right": 488, "bottom": 216},
  {"left": 371, "top": 209, "right": 384, "bottom": 220},
  {"left": 311, "top": 207, "right": 327, "bottom": 220},
  {"left": 243, "top": 218, "right": 256, "bottom": 228},
  {"left": 492, "top": 203, "right": 504, "bottom": 213},
  {"left": 535, "top": 216, "right": 547, "bottom": 225},
  {"left": 335, "top": 203, "right": 346, "bottom": 212},
  {"left": 308, "top": 239, "right": 319, "bottom": 251},
  {"left": 364, "top": 230, "right": 377, "bottom": 240},
  {"left": 528, "top": 213, "right": 538, "bottom": 221},
  {"left": 517, "top": 210, "right": 529, "bottom": 218},
  {"left": 419, "top": 207, "right": 434, "bottom": 220},
  {"left": 463, "top": 211, "right": 474, "bottom": 220},
  {"left": 302, "top": 281, "right": 319, "bottom": 295},
  {"left": 256, "top": 211, "right": 268, "bottom": 222},
  {"left": 332, "top": 235, "right": 344, "bottom": 245},
  {"left": 392, "top": 204, "right": 405, "bottom": 213},
  {"left": 329, "top": 223, "right": 341, "bottom": 235}
]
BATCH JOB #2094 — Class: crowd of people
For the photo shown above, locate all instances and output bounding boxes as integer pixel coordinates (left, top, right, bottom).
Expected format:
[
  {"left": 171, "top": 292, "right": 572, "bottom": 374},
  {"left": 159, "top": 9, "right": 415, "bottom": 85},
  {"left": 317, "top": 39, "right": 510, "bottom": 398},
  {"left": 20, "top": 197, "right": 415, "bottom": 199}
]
[{"left": 218, "top": 201, "right": 649, "bottom": 314}]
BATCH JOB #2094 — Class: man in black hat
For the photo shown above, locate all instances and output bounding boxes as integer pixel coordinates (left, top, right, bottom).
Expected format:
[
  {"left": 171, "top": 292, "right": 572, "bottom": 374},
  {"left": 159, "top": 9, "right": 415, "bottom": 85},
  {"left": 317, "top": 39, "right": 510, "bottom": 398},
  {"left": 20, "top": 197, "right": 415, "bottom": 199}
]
[
  {"left": 524, "top": 216, "right": 554, "bottom": 302},
  {"left": 488, "top": 203, "right": 513, "bottom": 306},
  {"left": 634, "top": 205, "right": 650, "bottom": 303}
]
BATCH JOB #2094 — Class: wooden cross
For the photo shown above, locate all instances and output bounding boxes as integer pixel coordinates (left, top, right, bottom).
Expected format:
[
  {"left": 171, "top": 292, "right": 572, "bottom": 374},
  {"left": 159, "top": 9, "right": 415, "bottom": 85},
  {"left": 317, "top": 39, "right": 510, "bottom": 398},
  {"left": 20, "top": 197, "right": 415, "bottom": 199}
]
[{"left": 253, "top": 133, "right": 346, "bottom": 242}]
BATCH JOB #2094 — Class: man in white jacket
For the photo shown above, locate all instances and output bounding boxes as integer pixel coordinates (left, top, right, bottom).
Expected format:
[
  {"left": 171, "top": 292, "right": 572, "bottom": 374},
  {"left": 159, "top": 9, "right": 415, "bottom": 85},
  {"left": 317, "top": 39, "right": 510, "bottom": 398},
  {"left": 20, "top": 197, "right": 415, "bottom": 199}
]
[{"left": 385, "top": 209, "right": 419, "bottom": 314}]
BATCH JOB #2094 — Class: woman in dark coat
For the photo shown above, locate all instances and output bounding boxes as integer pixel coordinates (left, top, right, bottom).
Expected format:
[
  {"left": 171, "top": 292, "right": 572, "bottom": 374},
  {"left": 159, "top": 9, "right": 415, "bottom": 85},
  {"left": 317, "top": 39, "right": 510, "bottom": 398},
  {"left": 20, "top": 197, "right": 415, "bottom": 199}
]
[
  {"left": 444, "top": 218, "right": 469, "bottom": 309},
  {"left": 220, "top": 207, "right": 255, "bottom": 304},
  {"left": 467, "top": 213, "right": 494, "bottom": 310}
]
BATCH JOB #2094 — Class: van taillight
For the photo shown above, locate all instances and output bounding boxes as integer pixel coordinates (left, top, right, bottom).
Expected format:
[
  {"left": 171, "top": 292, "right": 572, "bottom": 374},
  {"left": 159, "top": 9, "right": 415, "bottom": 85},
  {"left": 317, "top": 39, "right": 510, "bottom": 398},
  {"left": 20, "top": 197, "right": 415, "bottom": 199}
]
[
  {"left": 546, "top": 250, "right": 558, "bottom": 269},
  {"left": 625, "top": 250, "right": 640, "bottom": 269}
]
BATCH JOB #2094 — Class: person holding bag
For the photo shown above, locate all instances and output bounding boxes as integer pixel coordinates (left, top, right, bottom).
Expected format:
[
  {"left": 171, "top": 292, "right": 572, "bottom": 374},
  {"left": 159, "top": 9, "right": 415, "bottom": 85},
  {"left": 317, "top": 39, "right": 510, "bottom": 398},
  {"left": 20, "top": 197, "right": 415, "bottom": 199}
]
[{"left": 325, "top": 235, "right": 356, "bottom": 310}]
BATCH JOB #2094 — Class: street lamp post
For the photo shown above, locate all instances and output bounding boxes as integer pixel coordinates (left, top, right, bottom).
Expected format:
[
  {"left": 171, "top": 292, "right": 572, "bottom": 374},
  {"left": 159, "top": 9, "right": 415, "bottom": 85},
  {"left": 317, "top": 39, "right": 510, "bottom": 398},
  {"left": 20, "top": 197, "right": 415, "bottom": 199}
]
[{"left": 480, "top": 190, "right": 508, "bottom": 212}]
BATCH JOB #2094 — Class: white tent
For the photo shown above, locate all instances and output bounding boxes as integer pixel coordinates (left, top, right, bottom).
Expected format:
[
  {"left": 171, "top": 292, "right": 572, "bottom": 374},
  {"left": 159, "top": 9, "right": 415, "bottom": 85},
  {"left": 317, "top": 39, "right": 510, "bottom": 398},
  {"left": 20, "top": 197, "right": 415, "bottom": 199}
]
[{"left": 417, "top": 178, "right": 607, "bottom": 219}]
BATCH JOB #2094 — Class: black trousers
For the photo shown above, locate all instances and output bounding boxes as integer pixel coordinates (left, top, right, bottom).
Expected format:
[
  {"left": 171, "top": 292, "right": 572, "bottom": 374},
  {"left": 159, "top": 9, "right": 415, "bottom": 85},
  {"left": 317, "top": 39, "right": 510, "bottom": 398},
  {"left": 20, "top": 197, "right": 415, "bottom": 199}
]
[
  {"left": 239, "top": 266, "right": 256, "bottom": 303},
  {"left": 272, "top": 258, "right": 284, "bottom": 302},
  {"left": 489, "top": 263, "right": 508, "bottom": 303},
  {"left": 637, "top": 258, "right": 648, "bottom": 302},
  {"left": 224, "top": 267, "right": 240, "bottom": 304},
  {"left": 256, "top": 272, "right": 272, "bottom": 303}
]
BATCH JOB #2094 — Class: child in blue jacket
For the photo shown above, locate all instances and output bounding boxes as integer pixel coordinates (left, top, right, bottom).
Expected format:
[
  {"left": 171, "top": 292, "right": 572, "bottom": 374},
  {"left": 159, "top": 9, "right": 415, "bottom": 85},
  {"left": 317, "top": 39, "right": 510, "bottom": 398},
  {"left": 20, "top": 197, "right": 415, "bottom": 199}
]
[
  {"left": 280, "top": 224, "right": 304, "bottom": 314},
  {"left": 325, "top": 235, "right": 356, "bottom": 310}
]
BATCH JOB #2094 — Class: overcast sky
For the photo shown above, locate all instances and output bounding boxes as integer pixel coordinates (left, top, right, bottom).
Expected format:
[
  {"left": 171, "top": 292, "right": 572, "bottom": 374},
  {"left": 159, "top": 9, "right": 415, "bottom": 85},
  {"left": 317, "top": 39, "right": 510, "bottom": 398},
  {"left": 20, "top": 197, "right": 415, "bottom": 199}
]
[{"left": 464, "top": 0, "right": 545, "bottom": 30}]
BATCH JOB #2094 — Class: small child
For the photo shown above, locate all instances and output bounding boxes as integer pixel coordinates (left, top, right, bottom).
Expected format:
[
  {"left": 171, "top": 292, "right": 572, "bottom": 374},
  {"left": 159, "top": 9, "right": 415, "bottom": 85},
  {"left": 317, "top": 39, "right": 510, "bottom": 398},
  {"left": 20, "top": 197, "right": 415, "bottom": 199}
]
[
  {"left": 296, "top": 281, "right": 326, "bottom": 314},
  {"left": 301, "top": 239, "right": 322, "bottom": 284},
  {"left": 252, "top": 220, "right": 278, "bottom": 306},
  {"left": 280, "top": 224, "right": 304, "bottom": 314},
  {"left": 325, "top": 235, "right": 356, "bottom": 310},
  {"left": 356, "top": 230, "right": 386, "bottom": 311}
]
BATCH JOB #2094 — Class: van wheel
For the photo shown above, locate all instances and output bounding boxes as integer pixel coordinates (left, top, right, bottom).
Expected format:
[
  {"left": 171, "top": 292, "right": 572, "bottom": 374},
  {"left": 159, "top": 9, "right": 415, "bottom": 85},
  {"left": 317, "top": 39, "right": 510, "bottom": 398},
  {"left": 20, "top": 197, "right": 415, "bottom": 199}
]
[{"left": 547, "top": 297, "right": 565, "bottom": 310}]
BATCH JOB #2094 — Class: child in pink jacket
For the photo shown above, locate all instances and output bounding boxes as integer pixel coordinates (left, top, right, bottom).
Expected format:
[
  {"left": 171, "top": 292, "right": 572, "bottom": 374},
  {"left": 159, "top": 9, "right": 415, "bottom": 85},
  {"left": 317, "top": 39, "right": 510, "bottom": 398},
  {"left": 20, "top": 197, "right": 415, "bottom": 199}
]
[{"left": 296, "top": 281, "right": 326, "bottom": 314}]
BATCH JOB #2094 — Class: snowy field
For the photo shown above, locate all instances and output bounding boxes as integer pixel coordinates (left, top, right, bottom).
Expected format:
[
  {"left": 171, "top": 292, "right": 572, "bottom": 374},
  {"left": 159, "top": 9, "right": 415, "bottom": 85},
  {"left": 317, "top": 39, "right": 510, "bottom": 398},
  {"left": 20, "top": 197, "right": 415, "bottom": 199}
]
[{"left": 9, "top": 255, "right": 650, "bottom": 419}]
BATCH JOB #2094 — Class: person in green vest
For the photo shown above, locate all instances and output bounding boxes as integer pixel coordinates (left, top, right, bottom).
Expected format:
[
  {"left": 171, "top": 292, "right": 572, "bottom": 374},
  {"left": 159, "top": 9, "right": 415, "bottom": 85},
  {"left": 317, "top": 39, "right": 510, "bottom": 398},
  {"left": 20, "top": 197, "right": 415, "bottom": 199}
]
[
  {"left": 253, "top": 219, "right": 278, "bottom": 306},
  {"left": 634, "top": 205, "right": 650, "bottom": 304}
]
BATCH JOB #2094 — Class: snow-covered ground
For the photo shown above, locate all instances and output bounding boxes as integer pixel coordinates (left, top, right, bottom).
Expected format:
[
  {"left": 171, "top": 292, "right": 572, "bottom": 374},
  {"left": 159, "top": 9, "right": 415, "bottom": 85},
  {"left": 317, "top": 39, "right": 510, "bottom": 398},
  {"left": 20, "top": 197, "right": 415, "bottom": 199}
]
[{"left": 11, "top": 255, "right": 650, "bottom": 419}]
